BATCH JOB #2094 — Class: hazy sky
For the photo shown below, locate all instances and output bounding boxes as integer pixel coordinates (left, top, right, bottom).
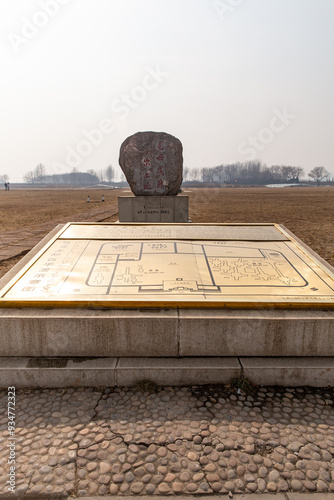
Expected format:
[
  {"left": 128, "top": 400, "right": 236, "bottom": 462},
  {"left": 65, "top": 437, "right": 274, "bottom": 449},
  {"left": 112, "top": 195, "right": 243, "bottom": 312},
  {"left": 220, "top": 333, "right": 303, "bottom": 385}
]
[{"left": 1, "top": 0, "right": 334, "bottom": 181}]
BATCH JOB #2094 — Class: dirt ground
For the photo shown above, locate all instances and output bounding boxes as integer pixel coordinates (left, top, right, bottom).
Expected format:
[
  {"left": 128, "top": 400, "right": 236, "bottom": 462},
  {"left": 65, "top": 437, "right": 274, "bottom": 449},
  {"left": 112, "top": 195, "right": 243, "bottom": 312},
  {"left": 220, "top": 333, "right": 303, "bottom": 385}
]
[
  {"left": 187, "top": 186, "right": 334, "bottom": 268},
  {"left": 0, "top": 188, "right": 122, "bottom": 234},
  {"left": 0, "top": 187, "right": 333, "bottom": 277}
]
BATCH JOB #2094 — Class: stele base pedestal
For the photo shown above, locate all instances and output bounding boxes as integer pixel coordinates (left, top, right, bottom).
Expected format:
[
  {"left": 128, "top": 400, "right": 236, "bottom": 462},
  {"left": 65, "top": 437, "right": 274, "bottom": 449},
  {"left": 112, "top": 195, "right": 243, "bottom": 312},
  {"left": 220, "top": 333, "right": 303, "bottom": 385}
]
[{"left": 118, "top": 196, "right": 189, "bottom": 222}]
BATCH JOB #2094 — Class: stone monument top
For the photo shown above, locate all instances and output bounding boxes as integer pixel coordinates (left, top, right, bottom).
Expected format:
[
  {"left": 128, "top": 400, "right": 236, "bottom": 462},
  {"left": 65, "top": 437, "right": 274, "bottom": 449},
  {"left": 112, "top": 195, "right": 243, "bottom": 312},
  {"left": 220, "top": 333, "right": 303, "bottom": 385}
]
[{"left": 119, "top": 131, "right": 183, "bottom": 196}]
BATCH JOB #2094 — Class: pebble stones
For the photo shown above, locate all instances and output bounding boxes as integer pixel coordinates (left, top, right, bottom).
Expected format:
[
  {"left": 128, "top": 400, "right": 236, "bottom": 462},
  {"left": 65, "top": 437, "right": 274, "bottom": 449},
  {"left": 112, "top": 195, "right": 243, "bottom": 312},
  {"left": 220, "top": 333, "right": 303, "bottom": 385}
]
[
  {"left": 119, "top": 131, "right": 183, "bottom": 196},
  {"left": 0, "top": 386, "right": 334, "bottom": 496}
]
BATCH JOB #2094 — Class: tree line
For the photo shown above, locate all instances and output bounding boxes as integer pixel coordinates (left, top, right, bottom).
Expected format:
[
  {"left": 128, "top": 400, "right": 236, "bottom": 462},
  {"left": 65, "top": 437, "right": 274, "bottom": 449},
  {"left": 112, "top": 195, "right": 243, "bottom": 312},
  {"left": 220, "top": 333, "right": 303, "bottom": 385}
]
[
  {"left": 0, "top": 162, "right": 331, "bottom": 187},
  {"left": 183, "top": 162, "right": 331, "bottom": 186},
  {"left": 21, "top": 164, "right": 118, "bottom": 185}
]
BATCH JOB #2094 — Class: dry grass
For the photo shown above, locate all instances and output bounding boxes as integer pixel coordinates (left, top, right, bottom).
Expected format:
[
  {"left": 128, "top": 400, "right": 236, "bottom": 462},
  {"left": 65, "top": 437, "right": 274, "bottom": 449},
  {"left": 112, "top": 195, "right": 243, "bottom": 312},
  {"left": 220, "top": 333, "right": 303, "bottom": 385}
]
[
  {"left": 0, "top": 188, "right": 122, "bottom": 234},
  {"left": 188, "top": 186, "right": 334, "bottom": 268},
  {"left": 0, "top": 186, "right": 333, "bottom": 273}
]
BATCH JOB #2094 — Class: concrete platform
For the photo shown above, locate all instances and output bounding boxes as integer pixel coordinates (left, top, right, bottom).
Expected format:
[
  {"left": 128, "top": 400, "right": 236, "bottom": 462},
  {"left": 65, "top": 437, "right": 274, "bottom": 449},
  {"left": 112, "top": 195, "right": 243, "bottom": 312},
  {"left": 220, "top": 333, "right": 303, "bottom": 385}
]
[
  {"left": 0, "top": 308, "right": 179, "bottom": 357},
  {"left": 116, "top": 357, "right": 240, "bottom": 386},
  {"left": 0, "top": 307, "right": 333, "bottom": 358},
  {"left": 0, "top": 357, "right": 241, "bottom": 388},
  {"left": 178, "top": 309, "right": 334, "bottom": 357},
  {"left": 0, "top": 357, "right": 117, "bottom": 388},
  {"left": 0, "top": 229, "right": 333, "bottom": 358},
  {"left": 1, "top": 356, "right": 334, "bottom": 388},
  {"left": 0, "top": 223, "right": 333, "bottom": 388},
  {"left": 240, "top": 357, "right": 334, "bottom": 387}
]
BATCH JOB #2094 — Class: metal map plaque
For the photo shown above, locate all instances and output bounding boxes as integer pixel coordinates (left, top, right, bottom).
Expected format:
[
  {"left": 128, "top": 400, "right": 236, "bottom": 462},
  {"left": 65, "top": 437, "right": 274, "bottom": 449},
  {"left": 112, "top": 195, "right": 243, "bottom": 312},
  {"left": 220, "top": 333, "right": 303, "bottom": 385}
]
[{"left": 1, "top": 223, "right": 334, "bottom": 309}]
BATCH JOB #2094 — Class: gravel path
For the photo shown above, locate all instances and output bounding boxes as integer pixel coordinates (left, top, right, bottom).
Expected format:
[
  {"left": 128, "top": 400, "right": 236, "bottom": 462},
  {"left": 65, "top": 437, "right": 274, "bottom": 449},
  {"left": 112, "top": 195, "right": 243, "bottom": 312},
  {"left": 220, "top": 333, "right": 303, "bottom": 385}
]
[{"left": 0, "top": 384, "right": 334, "bottom": 497}]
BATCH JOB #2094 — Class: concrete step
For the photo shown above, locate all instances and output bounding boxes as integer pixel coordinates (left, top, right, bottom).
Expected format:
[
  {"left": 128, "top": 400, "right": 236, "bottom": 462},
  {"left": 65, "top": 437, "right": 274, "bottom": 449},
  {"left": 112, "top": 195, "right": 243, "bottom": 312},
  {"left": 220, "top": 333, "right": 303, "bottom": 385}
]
[
  {"left": 1, "top": 357, "right": 334, "bottom": 389},
  {"left": 1, "top": 307, "right": 334, "bottom": 358}
]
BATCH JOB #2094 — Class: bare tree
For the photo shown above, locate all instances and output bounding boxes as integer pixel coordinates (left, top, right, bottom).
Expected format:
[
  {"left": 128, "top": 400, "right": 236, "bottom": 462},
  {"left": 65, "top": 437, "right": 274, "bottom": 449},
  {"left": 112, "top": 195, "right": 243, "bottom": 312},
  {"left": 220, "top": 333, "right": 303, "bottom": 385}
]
[
  {"left": 269, "top": 165, "right": 282, "bottom": 182},
  {"left": 105, "top": 165, "right": 115, "bottom": 183},
  {"left": 23, "top": 164, "right": 47, "bottom": 184},
  {"left": 86, "top": 170, "right": 99, "bottom": 184},
  {"left": 0, "top": 174, "right": 9, "bottom": 183},
  {"left": 23, "top": 170, "right": 36, "bottom": 184},
  {"left": 202, "top": 167, "right": 214, "bottom": 182},
  {"left": 183, "top": 167, "right": 190, "bottom": 181},
  {"left": 280, "top": 166, "right": 295, "bottom": 182},
  {"left": 308, "top": 166, "right": 329, "bottom": 186},
  {"left": 224, "top": 164, "right": 239, "bottom": 184},
  {"left": 69, "top": 168, "right": 78, "bottom": 184},
  {"left": 189, "top": 168, "right": 200, "bottom": 181},
  {"left": 292, "top": 167, "right": 304, "bottom": 181},
  {"left": 35, "top": 164, "right": 47, "bottom": 183},
  {"left": 183, "top": 162, "right": 306, "bottom": 185},
  {"left": 214, "top": 165, "right": 226, "bottom": 183}
]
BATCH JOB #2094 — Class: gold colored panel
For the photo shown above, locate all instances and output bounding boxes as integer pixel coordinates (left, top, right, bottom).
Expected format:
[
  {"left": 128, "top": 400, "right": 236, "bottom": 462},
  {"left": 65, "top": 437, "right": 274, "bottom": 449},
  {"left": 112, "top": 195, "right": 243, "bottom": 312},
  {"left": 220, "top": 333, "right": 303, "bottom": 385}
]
[
  {"left": 0, "top": 223, "right": 333, "bottom": 309},
  {"left": 59, "top": 223, "right": 289, "bottom": 241}
]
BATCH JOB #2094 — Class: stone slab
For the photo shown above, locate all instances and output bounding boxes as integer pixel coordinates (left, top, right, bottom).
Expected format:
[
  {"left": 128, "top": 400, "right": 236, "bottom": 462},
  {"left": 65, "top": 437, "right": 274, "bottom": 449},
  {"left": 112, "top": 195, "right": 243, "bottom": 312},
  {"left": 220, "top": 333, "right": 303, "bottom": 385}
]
[
  {"left": 59, "top": 222, "right": 289, "bottom": 241},
  {"left": 0, "top": 357, "right": 117, "bottom": 388},
  {"left": 240, "top": 357, "right": 334, "bottom": 386},
  {"left": 0, "top": 309, "right": 179, "bottom": 357},
  {"left": 281, "top": 224, "right": 334, "bottom": 275},
  {"left": 0, "top": 222, "right": 333, "bottom": 362},
  {"left": 116, "top": 357, "right": 241, "bottom": 386},
  {"left": 179, "top": 309, "right": 334, "bottom": 357},
  {"left": 1, "top": 249, "right": 334, "bottom": 360},
  {"left": 1, "top": 356, "right": 334, "bottom": 387},
  {"left": 2, "top": 223, "right": 334, "bottom": 309},
  {"left": 118, "top": 196, "right": 189, "bottom": 222},
  {"left": 0, "top": 357, "right": 240, "bottom": 388},
  {"left": 0, "top": 307, "right": 333, "bottom": 358},
  {"left": 0, "top": 224, "right": 64, "bottom": 286}
]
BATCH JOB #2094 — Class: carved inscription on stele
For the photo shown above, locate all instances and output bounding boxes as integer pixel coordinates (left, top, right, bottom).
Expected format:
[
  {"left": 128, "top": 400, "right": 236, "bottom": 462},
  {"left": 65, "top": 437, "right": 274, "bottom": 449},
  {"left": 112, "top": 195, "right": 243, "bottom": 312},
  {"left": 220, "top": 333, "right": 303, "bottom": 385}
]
[{"left": 119, "top": 131, "right": 183, "bottom": 196}]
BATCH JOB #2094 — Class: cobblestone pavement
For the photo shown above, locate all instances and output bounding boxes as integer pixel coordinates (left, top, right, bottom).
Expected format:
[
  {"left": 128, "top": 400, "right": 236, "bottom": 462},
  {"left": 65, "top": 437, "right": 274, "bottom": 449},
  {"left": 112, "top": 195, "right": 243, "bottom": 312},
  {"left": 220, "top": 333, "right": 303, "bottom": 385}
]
[{"left": 0, "top": 384, "right": 334, "bottom": 497}]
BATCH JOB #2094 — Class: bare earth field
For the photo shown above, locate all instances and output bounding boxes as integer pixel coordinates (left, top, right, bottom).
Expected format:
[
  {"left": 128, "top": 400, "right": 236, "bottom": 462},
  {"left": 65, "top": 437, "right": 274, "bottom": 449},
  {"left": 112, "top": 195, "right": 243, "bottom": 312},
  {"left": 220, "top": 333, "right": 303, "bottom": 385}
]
[
  {"left": 0, "top": 188, "right": 121, "bottom": 234},
  {"left": 0, "top": 186, "right": 333, "bottom": 279},
  {"left": 188, "top": 187, "right": 334, "bottom": 268}
]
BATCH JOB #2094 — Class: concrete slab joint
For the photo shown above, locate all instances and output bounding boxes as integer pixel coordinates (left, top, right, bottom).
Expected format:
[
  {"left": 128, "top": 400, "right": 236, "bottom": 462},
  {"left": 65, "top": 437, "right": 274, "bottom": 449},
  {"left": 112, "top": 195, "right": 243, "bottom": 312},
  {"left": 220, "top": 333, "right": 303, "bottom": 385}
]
[
  {"left": 178, "top": 309, "right": 334, "bottom": 357},
  {"left": 0, "top": 308, "right": 333, "bottom": 358},
  {"left": 240, "top": 357, "right": 334, "bottom": 387},
  {"left": 1, "top": 355, "right": 334, "bottom": 388},
  {"left": 0, "top": 357, "right": 241, "bottom": 389}
]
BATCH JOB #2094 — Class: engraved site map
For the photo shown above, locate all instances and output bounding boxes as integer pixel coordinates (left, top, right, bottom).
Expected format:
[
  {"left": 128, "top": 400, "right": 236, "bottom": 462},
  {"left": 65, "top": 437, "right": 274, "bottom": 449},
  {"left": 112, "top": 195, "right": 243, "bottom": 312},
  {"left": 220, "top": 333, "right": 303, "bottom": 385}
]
[{"left": 1, "top": 223, "right": 334, "bottom": 308}]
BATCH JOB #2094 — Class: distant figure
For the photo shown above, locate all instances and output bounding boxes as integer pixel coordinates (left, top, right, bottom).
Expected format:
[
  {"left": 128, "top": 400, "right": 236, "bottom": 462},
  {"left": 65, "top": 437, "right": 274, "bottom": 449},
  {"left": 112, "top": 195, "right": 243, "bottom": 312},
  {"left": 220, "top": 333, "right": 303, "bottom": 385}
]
[
  {"left": 7, "top": 182, "right": 10, "bottom": 191},
  {"left": 87, "top": 196, "right": 90, "bottom": 203},
  {"left": 4, "top": 183, "right": 7, "bottom": 190},
  {"left": 102, "top": 194, "right": 105, "bottom": 202}
]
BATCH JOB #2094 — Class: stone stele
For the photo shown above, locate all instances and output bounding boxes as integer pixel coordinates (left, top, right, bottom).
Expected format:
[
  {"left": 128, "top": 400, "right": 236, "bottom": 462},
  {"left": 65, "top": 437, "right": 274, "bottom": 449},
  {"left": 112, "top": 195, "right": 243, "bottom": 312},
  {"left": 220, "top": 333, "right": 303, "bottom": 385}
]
[{"left": 119, "top": 131, "right": 183, "bottom": 196}]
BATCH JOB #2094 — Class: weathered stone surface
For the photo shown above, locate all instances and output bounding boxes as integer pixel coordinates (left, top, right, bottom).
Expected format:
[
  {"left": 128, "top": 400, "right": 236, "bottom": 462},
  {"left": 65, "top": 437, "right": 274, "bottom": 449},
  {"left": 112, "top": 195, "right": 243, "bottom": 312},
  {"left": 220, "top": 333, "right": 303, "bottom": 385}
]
[
  {"left": 1, "top": 384, "right": 334, "bottom": 496},
  {"left": 119, "top": 131, "right": 183, "bottom": 195}
]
